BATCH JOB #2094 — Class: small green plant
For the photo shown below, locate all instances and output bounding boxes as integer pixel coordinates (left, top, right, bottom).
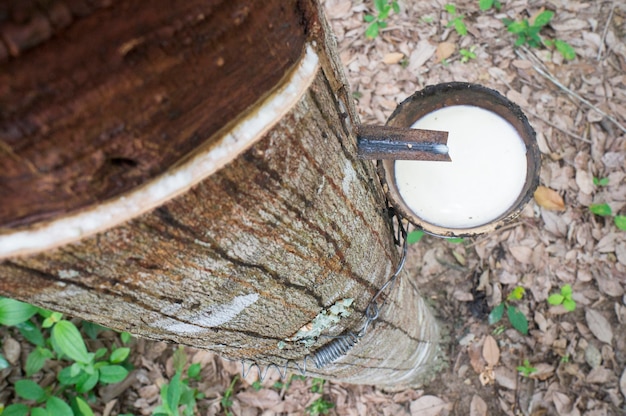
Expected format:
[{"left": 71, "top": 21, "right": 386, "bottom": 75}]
[
  {"left": 305, "top": 378, "right": 334, "bottom": 416},
  {"left": 492, "top": 325, "right": 505, "bottom": 336},
  {"left": 153, "top": 347, "right": 204, "bottom": 416},
  {"left": 459, "top": 46, "right": 477, "bottom": 63},
  {"left": 488, "top": 286, "right": 529, "bottom": 335},
  {"left": 307, "top": 398, "right": 335, "bottom": 416},
  {"left": 364, "top": 0, "right": 400, "bottom": 39},
  {"left": 543, "top": 39, "right": 576, "bottom": 60},
  {"left": 0, "top": 297, "right": 131, "bottom": 416},
  {"left": 220, "top": 376, "right": 238, "bottom": 416},
  {"left": 589, "top": 203, "right": 612, "bottom": 217},
  {"left": 502, "top": 11, "right": 552, "bottom": 48},
  {"left": 310, "top": 378, "right": 325, "bottom": 394},
  {"left": 588, "top": 203, "right": 626, "bottom": 231},
  {"left": 502, "top": 11, "right": 575, "bottom": 60},
  {"left": 516, "top": 359, "right": 537, "bottom": 377},
  {"left": 593, "top": 176, "right": 609, "bottom": 187},
  {"left": 407, "top": 230, "right": 425, "bottom": 244},
  {"left": 479, "top": 0, "right": 502, "bottom": 11},
  {"left": 444, "top": 4, "right": 467, "bottom": 36},
  {"left": 547, "top": 284, "right": 576, "bottom": 311},
  {"left": 447, "top": 237, "right": 465, "bottom": 244},
  {"left": 273, "top": 374, "right": 306, "bottom": 392}
]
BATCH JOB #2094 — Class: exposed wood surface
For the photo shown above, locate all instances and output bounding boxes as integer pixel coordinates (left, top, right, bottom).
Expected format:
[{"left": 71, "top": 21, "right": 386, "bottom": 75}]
[{"left": 0, "top": 0, "right": 307, "bottom": 229}]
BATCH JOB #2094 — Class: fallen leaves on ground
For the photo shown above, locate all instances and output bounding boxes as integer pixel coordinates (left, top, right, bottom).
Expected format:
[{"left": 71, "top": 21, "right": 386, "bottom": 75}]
[{"left": 534, "top": 186, "right": 566, "bottom": 211}]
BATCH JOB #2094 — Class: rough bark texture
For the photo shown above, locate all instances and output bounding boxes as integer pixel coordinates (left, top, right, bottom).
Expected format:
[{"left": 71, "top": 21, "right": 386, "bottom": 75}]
[{"left": 0, "top": 0, "right": 441, "bottom": 386}]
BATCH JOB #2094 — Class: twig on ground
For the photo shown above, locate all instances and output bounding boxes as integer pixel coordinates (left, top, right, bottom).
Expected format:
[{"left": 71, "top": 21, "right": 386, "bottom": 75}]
[
  {"left": 597, "top": 1, "right": 616, "bottom": 61},
  {"left": 516, "top": 47, "right": 626, "bottom": 135},
  {"left": 491, "top": 66, "right": 590, "bottom": 143},
  {"left": 524, "top": 108, "right": 592, "bottom": 144}
]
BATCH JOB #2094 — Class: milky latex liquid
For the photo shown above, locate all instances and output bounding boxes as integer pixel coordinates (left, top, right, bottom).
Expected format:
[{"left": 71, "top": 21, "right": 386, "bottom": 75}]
[{"left": 394, "top": 105, "right": 528, "bottom": 229}]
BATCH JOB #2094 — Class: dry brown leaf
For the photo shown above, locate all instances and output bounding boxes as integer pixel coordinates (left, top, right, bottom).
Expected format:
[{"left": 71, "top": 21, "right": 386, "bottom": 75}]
[
  {"left": 530, "top": 363, "right": 555, "bottom": 381},
  {"left": 616, "top": 243, "right": 626, "bottom": 266},
  {"left": 325, "top": 0, "right": 352, "bottom": 17},
  {"left": 509, "top": 246, "right": 533, "bottom": 264},
  {"left": 585, "top": 309, "right": 613, "bottom": 344},
  {"left": 552, "top": 19, "right": 589, "bottom": 32},
  {"left": 479, "top": 368, "right": 495, "bottom": 386},
  {"left": 534, "top": 186, "right": 566, "bottom": 211},
  {"left": 596, "top": 275, "right": 624, "bottom": 297},
  {"left": 552, "top": 391, "right": 581, "bottom": 416},
  {"left": 468, "top": 342, "right": 485, "bottom": 373},
  {"left": 482, "top": 335, "right": 499, "bottom": 367},
  {"left": 383, "top": 52, "right": 405, "bottom": 65},
  {"left": 506, "top": 89, "right": 529, "bottom": 107},
  {"left": 575, "top": 170, "right": 594, "bottom": 194},
  {"left": 451, "top": 249, "right": 466, "bottom": 266},
  {"left": 512, "top": 59, "right": 532, "bottom": 69},
  {"left": 2, "top": 336, "right": 20, "bottom": 365},
  {"left": 586, "top": 367, "right": 614, "bottom": 384},
  {"left": 102, "top": 400, "right": 117, "bottom": 416},
  {"left": 494, "top": 367, "right": 517, "bottom": 390},
  {"left": 408, "top": 40, "right": 437, "bottom": 72},
  {"left": 453, "top": 290, "right": 473, "bottom": 301},
  {"left": 138, "top": 385, "right": 159, "bottom": 400},
  {"left": 435, "top": 42, "right": 455, "bottom": 62},
  {"left": 470, "top": 395, "right": 488, "bottom": 416},
  {"left": 236, "top": 389, "right": 281, "bottom": 409},
  {"left": 383, "top": 403, "right": 408, "bottom": 416},
  {"left": 585, "top": 344, "right": 602, "bottom": 368},
  {"left": 541, "top": 210, "right": 567, "bottom": 236},
  {"left": 410, "top": 395, "right": 451, "bottom": 415}
]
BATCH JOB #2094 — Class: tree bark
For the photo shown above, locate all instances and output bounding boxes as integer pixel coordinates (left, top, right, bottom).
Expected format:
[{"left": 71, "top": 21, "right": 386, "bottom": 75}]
[{"left": 0, "top": 0, "right": 442, "bottom": 387}]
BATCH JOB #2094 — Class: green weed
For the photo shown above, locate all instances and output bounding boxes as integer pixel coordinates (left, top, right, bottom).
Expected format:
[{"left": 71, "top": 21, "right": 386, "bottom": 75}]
[
  {"left": 219, "top": 376, "right": 238, "bottom": 416},
  {"left": 502, "top": 11, "right": 575, "bottom": 60},
  {"left": 153, "top": 360, "right": 205, "bottom": 416},
  {"left": 588, "top": 203, "right": 626, "bottom": 231},
  {"left": 547, "top": 284, "right": 576, "bottom": 311},
  {"left": 306, "top": 398, "right": 335, "bottom": 416},
  {"left": 305, "top": 378, "right": 334, "bottom": 416},
  {"left": 488, "top": 286, "right": 529, "bottom": 335},
  {"left": 364, "top": 0, "right": 400, "bottom": 39},
  {"left": 516, "top": 359, "right": 537, "bottom": 377},
  {"left": 479, "top": 0, "right": 502, "bottom": 11},
  {"left": 460, "top": 46, "right": 477, "bottom": 63},
  {"left": 593, "top": 176, "right": 609, "bottom": 187},
  {"left": 407, "top": 230, "right": 425, "bottom": 244},
  {"left": 0, "top": 297, "right": 132, "bottom": 416},
  {"left": 444, "top": 4, "right": 467, "bottom": 36}
]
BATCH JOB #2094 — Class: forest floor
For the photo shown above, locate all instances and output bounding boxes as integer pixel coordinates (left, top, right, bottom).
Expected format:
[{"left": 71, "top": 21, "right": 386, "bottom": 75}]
[
  {"left": 2, "top": 0, "right": 626, "bottom": 415},
  {"left": 131, "top": 0, "right": 626, "bottom": 414}
]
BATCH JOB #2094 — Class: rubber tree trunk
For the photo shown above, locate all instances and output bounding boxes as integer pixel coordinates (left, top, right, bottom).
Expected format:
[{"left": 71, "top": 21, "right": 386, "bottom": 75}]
[{"left": 0, "top": 0, "right": 442, "bottom": 387}]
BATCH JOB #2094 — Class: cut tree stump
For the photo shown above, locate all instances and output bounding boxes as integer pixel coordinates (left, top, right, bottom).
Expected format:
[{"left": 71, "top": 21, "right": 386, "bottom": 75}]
[{"left": 0, "top": 0, "right": 442, "bottom": 386}]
